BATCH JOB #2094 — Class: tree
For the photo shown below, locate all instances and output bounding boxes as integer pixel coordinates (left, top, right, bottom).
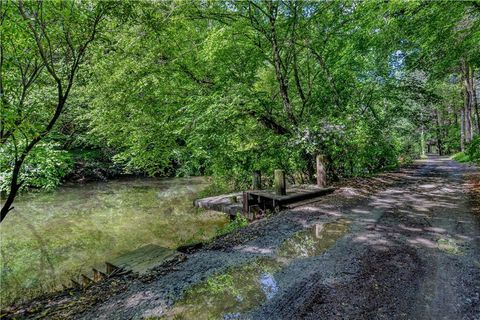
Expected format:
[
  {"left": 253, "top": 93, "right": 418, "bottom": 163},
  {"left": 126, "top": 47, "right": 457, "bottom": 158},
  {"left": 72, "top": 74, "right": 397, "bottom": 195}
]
[
  {"left": 3, "top": 0, "right": 477, "bottom": 221},
  {"left": 0, "top": 0, "right": 108, "bottom": 222},
  {"left": 84, "top": 0, "right": 419, "bottom": 186},
  {"left": 387, "top": 1, "right": 480, "bottom": 151}
]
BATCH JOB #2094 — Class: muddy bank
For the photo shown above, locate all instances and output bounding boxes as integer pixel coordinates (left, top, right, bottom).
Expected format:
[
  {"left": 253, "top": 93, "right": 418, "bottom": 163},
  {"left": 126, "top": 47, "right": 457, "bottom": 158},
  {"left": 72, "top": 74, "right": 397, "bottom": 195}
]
[{"left": 4, "top": 157, "right": 480, "bottom": 319}]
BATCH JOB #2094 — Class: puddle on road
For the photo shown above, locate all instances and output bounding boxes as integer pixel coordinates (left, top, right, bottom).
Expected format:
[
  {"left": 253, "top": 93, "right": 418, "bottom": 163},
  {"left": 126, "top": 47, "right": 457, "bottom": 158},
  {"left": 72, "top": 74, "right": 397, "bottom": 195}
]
[
  {"left": 161, "top": 257, "right": 282, "bottom": 320},
  {"left": 277, "top": 218, "right": 351, "bottom": 258},
  {"left": 162, "top": 218, "right": 350, "bottom": 319}
]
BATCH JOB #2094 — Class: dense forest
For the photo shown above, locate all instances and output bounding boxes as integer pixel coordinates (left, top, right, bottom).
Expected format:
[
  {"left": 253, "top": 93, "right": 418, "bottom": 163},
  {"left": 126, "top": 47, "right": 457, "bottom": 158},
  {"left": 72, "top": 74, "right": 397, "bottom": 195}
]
[
  {"left": 1, "top": 0, "right": 480, "bottom": 222},
  {"left": 2, "top": 1, "right": 480, "bottom": 318}
]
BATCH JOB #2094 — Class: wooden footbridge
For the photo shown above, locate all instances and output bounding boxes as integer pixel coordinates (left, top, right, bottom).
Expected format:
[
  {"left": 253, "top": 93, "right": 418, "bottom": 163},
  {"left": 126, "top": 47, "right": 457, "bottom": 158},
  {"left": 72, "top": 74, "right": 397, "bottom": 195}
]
[
  {"left": 195, "top": 163, "right": 335, "bottom": 220},
  {"left": 194, "top": 186, "right": 335, "bottom": 219}
]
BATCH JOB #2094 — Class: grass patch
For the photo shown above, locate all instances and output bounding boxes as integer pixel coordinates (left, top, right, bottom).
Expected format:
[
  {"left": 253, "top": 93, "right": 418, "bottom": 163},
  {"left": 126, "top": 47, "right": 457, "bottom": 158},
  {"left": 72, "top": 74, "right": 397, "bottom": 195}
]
[
  {"left": 452, "top": 137, "right": 480, "bottom": 165},
  {"left": 437, "top": 238, "right": 462, "bottom": 255},
  {"left": 197, "top": 179, "right": 236, "bottom": 199},
  {"left": 452, "top": 152, "right": 471, "bottom": 163},
  {"left": 215, "top": 214, "right": 248, "bottom": 237}
]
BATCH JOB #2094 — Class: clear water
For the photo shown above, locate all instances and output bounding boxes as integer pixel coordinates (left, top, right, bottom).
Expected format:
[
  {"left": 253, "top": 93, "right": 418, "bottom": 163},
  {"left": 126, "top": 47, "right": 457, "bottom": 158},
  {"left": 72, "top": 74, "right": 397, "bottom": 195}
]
[
  {"left": 0, "top": 177, "right": 229, "bottom": 306},
  {"left": 162, "top": 218, "right": 350, "bottom": 319},
  {"left": 277, "top": 218, "right": 351, "bottom": 258},
  {"left": 161, "top": 257, "right": 283, "bottom": 320}
]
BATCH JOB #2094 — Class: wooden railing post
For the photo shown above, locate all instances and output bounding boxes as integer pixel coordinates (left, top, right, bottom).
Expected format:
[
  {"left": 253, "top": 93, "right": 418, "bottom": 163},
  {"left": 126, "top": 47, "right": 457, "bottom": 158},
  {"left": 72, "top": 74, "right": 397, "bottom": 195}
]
[
  {"left": 252, "top": 170, "right": 262, "bottom": 190},
  {"left": 274, "top": 169, "right": 286, "bottom": 195},
  {"left": 316, "top": 154, "right": 326, "bottom": 188},
  {"left": 242, "top": 192, "right": 249, "bottom": 215}
]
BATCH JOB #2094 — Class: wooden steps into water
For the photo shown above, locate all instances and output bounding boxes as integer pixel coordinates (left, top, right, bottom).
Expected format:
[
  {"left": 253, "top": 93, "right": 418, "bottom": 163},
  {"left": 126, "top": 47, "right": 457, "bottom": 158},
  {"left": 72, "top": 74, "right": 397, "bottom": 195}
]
[
  {"left": 68, "top": 244, "right": 183, "bottom": 289},
  {"left": 72, "top": 263, "right": 116, "bottom": 288},
  {"left": 107, "top": 244, "right": 183, "bottom": 274},
  {"left": 92, "top": 268, "right": 107, "bottom": 281}
]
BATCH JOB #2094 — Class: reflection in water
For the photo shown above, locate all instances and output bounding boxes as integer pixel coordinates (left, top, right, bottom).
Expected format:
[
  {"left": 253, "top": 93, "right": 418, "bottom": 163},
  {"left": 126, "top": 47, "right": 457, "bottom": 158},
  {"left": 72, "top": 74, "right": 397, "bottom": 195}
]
[
  {"left": 0, "top": 177, "right": 229, "bottom": 306},
  {"left": 162, "top": 257, "right": 282, "bottom": 320},
  {"left": 259, "top": 272, "right": 278, "bottom": 300},
  {"left": 278, "top": 218, "right": 350, "bottom": 258},
  {"left": 163, "top": 219, "right": 350, "bottom": 319}
]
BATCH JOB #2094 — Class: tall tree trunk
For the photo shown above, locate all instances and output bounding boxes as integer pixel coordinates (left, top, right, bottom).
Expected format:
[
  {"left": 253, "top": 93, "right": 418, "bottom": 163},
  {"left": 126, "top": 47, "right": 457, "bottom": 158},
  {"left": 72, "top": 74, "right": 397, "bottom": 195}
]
[
  {"left": 462, "top": 60, "right": 474, "bottom": 144},
  {"left": 269, "top": 22, "right": 296, "bottom": 126},
  {"left": 461, "top": 107, "right": 465, "bottom": 152},
  {"left": 466, "top": 105, "right": 473, "bottom": 143},
  {"left": 473, "top": 70, "right": 480, "bottom": 135},
  {"left": 454, "top": 106, "right": 458, "bottom": 127},
  {"left": 435, "top": 109, "right": 443, "bottom": 155},
  {"left": 420, "top": 125, "right": 426, "bottom": 157}
]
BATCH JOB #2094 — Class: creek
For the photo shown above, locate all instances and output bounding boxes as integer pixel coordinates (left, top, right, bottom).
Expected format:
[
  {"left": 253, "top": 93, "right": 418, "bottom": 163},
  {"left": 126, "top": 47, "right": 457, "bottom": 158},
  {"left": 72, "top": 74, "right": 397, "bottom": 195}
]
[{"left": 0, "top": 177, "right": 229, "bottom": 306}]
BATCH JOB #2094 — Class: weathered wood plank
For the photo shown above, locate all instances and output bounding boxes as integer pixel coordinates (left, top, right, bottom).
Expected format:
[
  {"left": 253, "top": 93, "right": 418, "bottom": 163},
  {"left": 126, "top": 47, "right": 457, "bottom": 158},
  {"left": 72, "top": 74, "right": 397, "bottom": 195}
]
[
  {"left": 194, "top": 192, "right": 243, "bottom": 218},
  {"left": 107, "top": 244, "right": 183, "bottom": 274},
  {"left": 247, "top": 187, "right": 335, "bottom": 204}
]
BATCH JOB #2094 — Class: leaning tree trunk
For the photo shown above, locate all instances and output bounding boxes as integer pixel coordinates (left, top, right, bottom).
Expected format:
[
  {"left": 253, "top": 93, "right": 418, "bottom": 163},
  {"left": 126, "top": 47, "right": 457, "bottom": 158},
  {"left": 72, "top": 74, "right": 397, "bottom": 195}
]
[{"left": 0, "top": 160, "right": 23, "bottom": 223}]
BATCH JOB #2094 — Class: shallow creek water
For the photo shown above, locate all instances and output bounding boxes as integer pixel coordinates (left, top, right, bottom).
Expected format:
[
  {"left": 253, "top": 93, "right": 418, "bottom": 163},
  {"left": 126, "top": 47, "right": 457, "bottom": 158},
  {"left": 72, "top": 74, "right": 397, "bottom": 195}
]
[
  {"left": 0, "top": 177, "right": 229, "bottom": 306},
  {"left": 162, "top": 218, "right": 350, "bottom": 319}
]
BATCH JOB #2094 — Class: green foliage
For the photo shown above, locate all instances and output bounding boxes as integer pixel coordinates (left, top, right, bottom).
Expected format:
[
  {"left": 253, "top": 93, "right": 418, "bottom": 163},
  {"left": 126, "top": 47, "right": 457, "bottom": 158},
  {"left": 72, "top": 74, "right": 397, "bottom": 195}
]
[
  {"left": 453, "top": 137, "right": 480, "bottom": 164},
  {"left": 466, "top": 136, "right": 480, "bottom": 164},
  {"left": 0, "top": 0, "right": 112, "bottom": 218},
  {"left": 452, "top": 152, "right": 470, "bottom": 163},
  {"left": 0, "top": 142, "right": 73, "bottom": 193},
  {"left": 216, "top": 214, "right": 249, "bottom": 237},
  {"left": 80, "top": 0, "right": 419, "bottom": 186},
  {"left": 2, "top": 0, "right": 479, "bottom": 197}
]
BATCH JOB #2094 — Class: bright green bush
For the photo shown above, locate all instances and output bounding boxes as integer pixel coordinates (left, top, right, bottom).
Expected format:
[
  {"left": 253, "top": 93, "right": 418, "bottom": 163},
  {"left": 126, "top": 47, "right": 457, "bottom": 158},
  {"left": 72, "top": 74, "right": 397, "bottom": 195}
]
[
  {"left": 453, "top": 137, "right": 480, "bottom": 165},
  {"left": 0, "top": 142, "right": 73, "bottom": 193},
  {"left": 452, "top": 151, "right": 469, "bottom": 163},
  {"left": 466, "top": 136, "right": 480, "bottom": 164},
  {"left": 215, "top": 214, "right": 249, "bottom": 237}
]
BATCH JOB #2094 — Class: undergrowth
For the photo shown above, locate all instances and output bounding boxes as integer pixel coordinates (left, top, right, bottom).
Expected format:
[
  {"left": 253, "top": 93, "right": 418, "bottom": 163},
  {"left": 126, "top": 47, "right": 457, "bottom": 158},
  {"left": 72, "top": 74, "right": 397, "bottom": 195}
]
[{"left": 215, "top": 214, "right": 248, "bottom": 237}]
